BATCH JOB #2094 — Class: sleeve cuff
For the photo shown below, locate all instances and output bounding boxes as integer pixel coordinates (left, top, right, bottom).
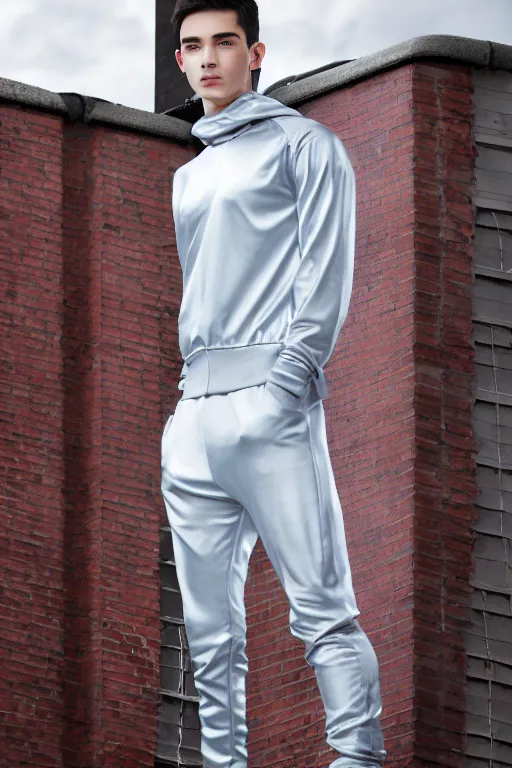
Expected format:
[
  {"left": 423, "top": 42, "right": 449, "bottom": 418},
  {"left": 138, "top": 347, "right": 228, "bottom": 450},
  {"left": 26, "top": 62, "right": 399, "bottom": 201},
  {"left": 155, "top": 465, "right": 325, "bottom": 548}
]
[
  {"left": 267, "top": 343, "right": 328, "bottom": 400},
  {"left": 177, "top": 361, "right": 188, "bottom": 391}
]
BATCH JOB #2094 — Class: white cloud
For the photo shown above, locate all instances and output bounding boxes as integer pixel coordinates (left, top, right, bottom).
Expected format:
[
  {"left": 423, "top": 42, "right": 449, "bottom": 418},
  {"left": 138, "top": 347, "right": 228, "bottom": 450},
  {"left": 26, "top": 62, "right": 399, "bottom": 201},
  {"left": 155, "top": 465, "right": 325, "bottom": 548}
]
[
  {"left": 258, "top": 0, "right": 512, "bottom": 92},
  {"left": 0, "top": 0, "right": 154, "bottom": 108},
  {"left": 0, "top": 0, "right": 511, "bottom": 111}
]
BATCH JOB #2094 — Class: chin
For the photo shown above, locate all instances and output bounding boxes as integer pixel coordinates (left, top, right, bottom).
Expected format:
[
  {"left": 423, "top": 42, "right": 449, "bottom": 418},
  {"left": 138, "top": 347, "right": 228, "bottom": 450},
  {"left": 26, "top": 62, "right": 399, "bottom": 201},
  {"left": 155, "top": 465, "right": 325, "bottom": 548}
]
[
  {"left": 199, "top": 85, "right": 224, "bottom": 94},
  {"left": 200, "top": 88, "right": 232, "bottom": 102},
  {"left": 202, "top": 85, "right": 245, "bottom": 101}
]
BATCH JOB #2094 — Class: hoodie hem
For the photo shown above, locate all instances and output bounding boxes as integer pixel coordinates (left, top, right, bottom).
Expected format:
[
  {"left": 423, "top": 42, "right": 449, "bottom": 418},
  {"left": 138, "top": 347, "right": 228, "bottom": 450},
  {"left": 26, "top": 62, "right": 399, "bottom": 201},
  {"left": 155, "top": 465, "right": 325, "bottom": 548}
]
[
  {"left": 179, "top": 342, "right": 327, "bottom": 401},
  {"left": 180, "top": 342, "right": 283, "bottom": 399}
]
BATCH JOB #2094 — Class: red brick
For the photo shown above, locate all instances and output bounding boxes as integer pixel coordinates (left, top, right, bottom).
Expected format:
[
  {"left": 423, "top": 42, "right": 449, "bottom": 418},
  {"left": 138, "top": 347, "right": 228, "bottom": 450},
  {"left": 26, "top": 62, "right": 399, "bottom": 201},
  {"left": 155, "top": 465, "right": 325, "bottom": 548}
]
[{"left": 2, "top": 57, "right": 480, "bottom": 768}]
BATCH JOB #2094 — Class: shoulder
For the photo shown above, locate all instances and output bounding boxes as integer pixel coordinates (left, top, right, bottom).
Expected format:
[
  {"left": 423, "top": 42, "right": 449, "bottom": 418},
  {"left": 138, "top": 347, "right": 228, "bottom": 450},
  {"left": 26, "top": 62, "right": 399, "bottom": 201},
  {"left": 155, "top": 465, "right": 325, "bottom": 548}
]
[
  {"left": 272, "top": 114, "right": 352, "bottom": 176},
  {"left": 272, "top": 114, "right": 345, "bottom": 152},
  {"left": 172, "top": 163, "right": 185, "bottom": 185},
  {"left": 173, "top": 156, "right": 194, "bottom": 180},
  {"left": 172, "top": 150, "right": 203, "bottom": 189}
]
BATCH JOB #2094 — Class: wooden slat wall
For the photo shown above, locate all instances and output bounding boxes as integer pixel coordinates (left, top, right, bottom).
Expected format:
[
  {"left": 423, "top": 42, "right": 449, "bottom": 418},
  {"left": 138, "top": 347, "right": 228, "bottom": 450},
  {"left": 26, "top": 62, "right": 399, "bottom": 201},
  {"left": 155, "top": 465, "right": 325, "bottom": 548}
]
[{"left": 464, "top": 68, "right": 512, "bottom": 768}]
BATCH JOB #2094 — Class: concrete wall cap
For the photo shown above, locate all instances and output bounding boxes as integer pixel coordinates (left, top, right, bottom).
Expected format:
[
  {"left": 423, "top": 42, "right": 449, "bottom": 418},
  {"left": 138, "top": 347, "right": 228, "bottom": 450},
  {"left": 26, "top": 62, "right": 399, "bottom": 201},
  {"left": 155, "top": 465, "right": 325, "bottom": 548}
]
[
  {"left": 0, "top": 76, "right": 191, "bottom": 143},
  {"left": 267, "top": 34, "right": 495, "bottom": 105},
  {"left": 1, "top": 34, "right": 511, "bottom": 132}
]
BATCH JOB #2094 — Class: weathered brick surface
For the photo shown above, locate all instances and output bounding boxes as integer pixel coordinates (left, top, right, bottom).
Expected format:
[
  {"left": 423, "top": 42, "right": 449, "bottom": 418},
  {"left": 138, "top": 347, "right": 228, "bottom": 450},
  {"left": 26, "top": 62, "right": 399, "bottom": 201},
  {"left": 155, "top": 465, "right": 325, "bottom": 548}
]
[
  {"left": 245, "top": 65, "right": 418, "bottom": 768},
  {"left": 0, "top": 104, "right": 66, "bottom": 768},
  {"left": 1, "top": 101, "right": 192, "bottom": 768},
  {"left": 411, "top": 63, "right": 478, "bottom": 768},
  {"left": 245, "top": 63, "right": 477, "bottom": 768},
  {"left": 59, "top": 124, "right": 192, "bottom": 768},
  {"left": 1, "top": 60, "right": 478, "bottom": 768}
]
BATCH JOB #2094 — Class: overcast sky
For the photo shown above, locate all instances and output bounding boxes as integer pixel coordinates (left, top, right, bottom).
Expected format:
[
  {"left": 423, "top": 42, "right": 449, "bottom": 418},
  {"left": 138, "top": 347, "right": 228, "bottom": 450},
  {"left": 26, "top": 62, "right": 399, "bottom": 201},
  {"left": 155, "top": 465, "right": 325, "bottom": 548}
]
[{"left": 1, "top": 0, "right": 511, "bottom": 112}]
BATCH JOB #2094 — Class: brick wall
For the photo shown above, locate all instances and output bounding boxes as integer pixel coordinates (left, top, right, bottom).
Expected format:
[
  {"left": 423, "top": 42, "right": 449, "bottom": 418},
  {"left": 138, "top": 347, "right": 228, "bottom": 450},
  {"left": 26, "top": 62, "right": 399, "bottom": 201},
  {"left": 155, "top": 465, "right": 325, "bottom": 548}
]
[
  {"left": 59, "top": 120, "right": 193, "bottom": 768},
  {"left": 1, "top": 59, "right": 478, "bottom": 768},
  {"left": 411, "top": 63, "right": 478, "bottom": 766},
  {"left": 245, "top": 64, "right": 419, "bottom": 767},
  {"left": 1, "top": 101, "right": 193, "bottom": 768},
  {"left": 244, "top": 67, "right": 414, "bottom": 768},
  {"left": 1, "top": 105, "right": 66, "bottom": 768},
  {"left": 245, "top": 62, "right": 477, "bottom": 768}
]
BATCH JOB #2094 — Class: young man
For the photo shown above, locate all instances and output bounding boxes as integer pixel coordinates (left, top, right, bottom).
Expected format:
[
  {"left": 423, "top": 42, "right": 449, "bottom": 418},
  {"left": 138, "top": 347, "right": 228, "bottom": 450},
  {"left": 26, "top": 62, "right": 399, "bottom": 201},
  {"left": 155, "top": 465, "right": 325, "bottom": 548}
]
[{"left": 160, "top": 2, "right": 387, "bottom": 767}]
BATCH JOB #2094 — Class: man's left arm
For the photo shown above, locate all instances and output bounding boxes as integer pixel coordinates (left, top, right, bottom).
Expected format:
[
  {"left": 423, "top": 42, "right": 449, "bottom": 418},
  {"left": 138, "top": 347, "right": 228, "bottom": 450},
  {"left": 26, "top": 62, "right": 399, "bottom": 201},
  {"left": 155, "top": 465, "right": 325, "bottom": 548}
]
[{"left": 267, "top": 124, "right": 356, "bottom": 401}]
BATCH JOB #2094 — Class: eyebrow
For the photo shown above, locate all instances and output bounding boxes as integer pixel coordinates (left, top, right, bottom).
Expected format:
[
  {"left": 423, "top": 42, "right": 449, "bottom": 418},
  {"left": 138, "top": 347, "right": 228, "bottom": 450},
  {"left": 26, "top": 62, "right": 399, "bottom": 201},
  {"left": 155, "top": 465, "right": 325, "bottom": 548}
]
[{"left": 181, "top": 32, "right": 241, "bottom": 44}]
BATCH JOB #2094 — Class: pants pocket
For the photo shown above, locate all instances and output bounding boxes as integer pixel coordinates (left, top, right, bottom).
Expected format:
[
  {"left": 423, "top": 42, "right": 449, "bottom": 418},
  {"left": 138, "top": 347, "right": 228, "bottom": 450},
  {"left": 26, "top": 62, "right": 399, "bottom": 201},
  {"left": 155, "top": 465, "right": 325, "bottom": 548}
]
[{"left": 264, "top": 380, "right": 305, "bottom": 411}]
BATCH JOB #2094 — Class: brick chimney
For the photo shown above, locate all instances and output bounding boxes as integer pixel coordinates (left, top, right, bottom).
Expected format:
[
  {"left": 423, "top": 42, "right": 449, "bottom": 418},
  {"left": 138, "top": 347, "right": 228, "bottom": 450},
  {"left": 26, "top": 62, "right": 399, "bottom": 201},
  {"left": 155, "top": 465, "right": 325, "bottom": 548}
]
[{"left": 155, "top": 0, "right": 195, "bottom": 112}]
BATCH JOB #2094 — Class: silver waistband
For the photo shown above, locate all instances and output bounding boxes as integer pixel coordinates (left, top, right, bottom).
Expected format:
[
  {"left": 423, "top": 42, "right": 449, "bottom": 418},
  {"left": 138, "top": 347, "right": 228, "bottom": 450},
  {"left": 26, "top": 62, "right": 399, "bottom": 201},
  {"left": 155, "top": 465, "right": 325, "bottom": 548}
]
[{"left": 180, "top": 343, "right": 284, "bottom": 399}]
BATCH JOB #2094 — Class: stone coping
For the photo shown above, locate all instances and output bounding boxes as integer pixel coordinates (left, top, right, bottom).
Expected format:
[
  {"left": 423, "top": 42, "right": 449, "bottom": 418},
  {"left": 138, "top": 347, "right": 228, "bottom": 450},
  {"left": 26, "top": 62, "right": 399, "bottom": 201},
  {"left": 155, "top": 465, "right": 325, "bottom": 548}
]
[{"left": 1, "top": 34, "right": 510, "bottom": 138}]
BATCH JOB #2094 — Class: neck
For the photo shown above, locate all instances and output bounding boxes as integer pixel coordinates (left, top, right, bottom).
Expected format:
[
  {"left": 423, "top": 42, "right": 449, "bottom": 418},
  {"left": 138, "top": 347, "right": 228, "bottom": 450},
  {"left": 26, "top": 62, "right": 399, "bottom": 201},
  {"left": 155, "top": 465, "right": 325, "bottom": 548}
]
[{"left": 202, "top": 87, "right": 253, "bottom": 117}]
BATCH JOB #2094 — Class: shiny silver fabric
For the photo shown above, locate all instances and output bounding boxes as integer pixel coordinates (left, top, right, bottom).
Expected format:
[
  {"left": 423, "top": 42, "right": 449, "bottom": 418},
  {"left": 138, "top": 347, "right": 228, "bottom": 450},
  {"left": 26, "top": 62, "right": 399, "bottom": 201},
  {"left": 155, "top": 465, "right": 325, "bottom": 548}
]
[
  {"left": 172, "top": 90, "right": 355, "bottom": 402},
  {"left": 161, "top": 90, "right": 386, "bottom": 767},
  {"left": 161, "top": 384, "right": 386, "bottom": 768}
]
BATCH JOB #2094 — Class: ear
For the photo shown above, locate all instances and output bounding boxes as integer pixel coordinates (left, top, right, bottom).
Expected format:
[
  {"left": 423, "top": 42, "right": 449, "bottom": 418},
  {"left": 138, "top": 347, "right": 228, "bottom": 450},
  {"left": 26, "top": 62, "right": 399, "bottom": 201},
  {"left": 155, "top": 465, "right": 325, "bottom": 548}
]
[
  {"left": 175, "top": 48, "right": 185, "bottom": 72},
  {"left": 250, "top": 41, "right": 266, "bottom": 71}
]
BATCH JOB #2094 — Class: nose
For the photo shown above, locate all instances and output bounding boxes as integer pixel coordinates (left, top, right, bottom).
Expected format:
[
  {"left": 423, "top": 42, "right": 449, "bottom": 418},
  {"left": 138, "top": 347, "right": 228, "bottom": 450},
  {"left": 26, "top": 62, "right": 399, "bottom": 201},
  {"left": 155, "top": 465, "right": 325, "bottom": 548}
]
[{"left": 201, "top": 43, "right": 218, "bottom": 69}]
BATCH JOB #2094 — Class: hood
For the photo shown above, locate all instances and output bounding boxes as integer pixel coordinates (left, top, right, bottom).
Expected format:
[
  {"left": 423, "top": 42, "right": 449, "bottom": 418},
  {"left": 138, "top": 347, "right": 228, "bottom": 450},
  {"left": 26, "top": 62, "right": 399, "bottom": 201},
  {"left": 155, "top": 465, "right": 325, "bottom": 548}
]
[{"left": 191, "top": 90, "right": 302, "bottom": 147}]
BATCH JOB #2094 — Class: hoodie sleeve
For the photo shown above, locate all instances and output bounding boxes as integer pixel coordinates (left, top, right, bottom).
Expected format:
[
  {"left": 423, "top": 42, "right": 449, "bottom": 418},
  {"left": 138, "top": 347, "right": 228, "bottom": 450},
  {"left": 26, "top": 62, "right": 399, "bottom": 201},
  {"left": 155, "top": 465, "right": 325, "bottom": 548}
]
[{"left": 267, "top": 123, "right": 356, "bottom": 401}]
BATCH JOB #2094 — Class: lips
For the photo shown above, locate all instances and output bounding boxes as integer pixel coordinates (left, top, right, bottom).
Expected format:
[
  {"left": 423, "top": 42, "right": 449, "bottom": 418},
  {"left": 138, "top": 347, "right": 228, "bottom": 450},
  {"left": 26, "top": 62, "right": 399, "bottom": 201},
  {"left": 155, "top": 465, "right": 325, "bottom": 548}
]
[{"left": 201, "top": 77, "right": 221, "bottom": 84}]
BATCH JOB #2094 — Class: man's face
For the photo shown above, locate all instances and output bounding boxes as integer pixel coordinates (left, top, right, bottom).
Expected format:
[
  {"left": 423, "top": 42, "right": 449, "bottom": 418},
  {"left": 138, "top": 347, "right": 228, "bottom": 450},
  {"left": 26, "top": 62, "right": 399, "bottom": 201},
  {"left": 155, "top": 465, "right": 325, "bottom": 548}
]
[{"left": 175, "top": 9, "right": 265, "bottom": 115}]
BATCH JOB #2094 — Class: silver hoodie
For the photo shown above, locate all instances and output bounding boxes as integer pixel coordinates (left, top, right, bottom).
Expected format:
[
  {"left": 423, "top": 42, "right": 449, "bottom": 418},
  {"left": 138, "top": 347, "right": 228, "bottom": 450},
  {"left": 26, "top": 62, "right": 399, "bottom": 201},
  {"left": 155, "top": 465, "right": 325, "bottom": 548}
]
[{"left": 172, "top": 90, "right": 355, "bottom": 403}]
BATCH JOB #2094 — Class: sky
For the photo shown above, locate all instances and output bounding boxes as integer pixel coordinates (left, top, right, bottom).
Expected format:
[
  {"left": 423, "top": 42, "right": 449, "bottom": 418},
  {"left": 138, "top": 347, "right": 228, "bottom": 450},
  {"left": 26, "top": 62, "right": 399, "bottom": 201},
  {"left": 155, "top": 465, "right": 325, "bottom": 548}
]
[{"left": 0, "top": 0, "right": 511, "bottom": 113}]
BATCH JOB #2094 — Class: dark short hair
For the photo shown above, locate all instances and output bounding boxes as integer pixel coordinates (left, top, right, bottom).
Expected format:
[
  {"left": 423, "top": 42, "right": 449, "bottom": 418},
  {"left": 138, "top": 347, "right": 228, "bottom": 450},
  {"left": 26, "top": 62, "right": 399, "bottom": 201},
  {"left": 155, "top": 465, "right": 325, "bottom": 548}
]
[{"left": 171, "top": 0, "right": 260, "bottom": 51}]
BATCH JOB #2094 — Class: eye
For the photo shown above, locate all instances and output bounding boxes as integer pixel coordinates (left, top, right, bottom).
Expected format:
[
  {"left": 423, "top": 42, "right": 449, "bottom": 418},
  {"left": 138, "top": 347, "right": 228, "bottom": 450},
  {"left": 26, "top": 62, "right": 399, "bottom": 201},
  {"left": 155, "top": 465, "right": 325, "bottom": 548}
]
[
  {"left": 185, "top": 44, "right": 198, "bottom": 50},
  {"left": 220, "top": 40, "right": 233, "bottom": 45}
]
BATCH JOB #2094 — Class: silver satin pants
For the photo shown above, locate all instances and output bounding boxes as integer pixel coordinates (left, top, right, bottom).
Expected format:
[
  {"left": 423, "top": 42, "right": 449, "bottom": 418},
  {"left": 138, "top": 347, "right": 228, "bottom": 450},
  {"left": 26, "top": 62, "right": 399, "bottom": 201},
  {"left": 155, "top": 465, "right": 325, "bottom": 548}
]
[{"left": 160, "top": 382, "right": 386, "bottom": 768}]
